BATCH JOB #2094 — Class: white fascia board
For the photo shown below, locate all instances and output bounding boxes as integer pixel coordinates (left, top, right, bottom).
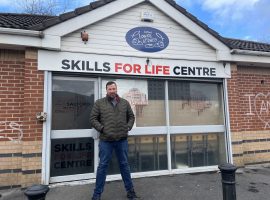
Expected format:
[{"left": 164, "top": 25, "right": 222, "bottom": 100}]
[
  {"left": 149, "top": 0, "right": 230, "bottom": 53},
  {"left": 231, "top": 54, "right": 270, "bottom": 64},
  {"left": 41, "top": 34, "right": 61, "bottom": 50},
  {"left": 43, "top": 0, "right": 144, "bottom": 36},
  {"left": 217, "top": 50, "right": 232, "bottom": 61},
  {"left": 231, "top": 49, "right": 270, "bottom": 57},
  {"left": 0, "top": 27, "right": 43, "bottom": 37},
  {"left": 0, "top": 33, "right": 42, "bottom": 48}
]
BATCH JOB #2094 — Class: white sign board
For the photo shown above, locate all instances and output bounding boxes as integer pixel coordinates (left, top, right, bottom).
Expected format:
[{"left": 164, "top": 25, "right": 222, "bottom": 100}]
[{"left": 38, "top": 50, "right": 231, "bottom": 78}]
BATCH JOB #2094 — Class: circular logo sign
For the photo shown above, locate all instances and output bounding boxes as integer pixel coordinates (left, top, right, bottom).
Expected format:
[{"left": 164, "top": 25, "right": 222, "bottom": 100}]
[{"left": 126, "top": 27, "right": 169, "bottom": 53}]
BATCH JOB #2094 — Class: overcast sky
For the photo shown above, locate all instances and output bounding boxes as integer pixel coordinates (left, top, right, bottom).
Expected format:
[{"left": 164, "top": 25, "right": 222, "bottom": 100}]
[{"left": 0, "top": 0, "right": 269, "bottom": 43}]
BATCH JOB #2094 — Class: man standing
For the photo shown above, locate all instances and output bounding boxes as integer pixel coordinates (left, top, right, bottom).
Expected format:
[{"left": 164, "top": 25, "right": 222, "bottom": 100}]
[{"left": 90, "top": 81, "right": 138, "bottom": 200}]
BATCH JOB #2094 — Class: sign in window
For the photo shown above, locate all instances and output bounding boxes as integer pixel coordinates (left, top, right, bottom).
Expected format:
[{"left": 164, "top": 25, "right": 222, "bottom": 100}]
[{"left": 50, "top": 138, "right": 94, "bottom": 177}]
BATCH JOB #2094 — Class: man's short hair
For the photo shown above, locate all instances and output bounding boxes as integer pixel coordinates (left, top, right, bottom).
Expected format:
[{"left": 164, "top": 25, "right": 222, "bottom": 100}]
[{"left": 106, "top": 81, "right": 116, "bottom": 89}]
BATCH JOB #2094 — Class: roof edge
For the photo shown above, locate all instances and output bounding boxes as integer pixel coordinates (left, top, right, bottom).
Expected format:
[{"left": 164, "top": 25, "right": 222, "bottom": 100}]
[
  {"left": 0, "top": 27, "right": 43, "bottom": 38},
  {"left": 231, "top": 49, "right": 270, "bottom": 57},
  {"left": 30, "top": 0, "right": 116, "bottom": 31}
]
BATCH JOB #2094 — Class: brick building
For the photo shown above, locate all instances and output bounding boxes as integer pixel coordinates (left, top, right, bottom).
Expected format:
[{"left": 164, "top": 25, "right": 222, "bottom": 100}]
[{"left": 0, "top": 0, "right": 270, "bottom": 190}]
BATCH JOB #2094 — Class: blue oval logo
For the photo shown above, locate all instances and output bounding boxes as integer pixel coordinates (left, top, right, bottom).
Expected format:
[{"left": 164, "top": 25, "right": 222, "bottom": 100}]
[{"left": 126, "top": 27, "right": 169, "bottom": 53}]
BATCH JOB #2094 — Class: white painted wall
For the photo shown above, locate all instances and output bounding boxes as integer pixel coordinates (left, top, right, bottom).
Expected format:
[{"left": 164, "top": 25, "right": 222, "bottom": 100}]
[{"left": 61, "top": 2, "right": 217, "bottom": 61}]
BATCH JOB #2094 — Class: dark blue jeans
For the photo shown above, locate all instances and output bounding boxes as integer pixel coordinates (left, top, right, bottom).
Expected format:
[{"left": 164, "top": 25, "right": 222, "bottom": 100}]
[{"left": 93, "top": 139, "right": 134, "bottom": 198}]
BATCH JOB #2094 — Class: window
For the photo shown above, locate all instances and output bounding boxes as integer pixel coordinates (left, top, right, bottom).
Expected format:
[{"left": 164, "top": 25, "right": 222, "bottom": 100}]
[
  {"left": 171, "top": 133, "right": 226, "bottom": 169},
  {"left": 52, "top": 77, "right": 95, "bottom": 130},
  {"left": 50, "top": 138, "right": 94, "bottom": 177},
  {"left": 102, "top": 79, "right": 166, "bottom": 127},
  {"left": 108, "top": 135, "right": 167, "bottom": 174},
  {"left": 168, "top": 81, "right": 224, "bottom": 125}
]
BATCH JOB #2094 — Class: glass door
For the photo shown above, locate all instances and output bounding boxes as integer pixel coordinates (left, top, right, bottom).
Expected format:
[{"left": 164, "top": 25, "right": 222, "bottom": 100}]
[{"left": 49, "top": 76, "right": 98, "bottom": 183}]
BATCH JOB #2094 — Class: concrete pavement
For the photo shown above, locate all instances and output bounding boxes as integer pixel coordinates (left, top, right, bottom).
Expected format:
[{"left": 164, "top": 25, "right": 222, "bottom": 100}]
[{"left": 1, "top": 164, "right": 270, "bottom": 200}]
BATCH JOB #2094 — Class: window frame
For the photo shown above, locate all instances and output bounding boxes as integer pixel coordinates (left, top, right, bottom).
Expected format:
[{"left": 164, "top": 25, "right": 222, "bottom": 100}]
[{"left": 100, "top": 77, "right": 228, "bottom": 172}]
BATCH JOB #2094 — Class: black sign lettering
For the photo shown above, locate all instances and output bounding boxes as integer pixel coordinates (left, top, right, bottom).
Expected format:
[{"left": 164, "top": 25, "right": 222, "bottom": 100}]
[
  {"left": 94, "top": 61, "right": 102, "bottom": 71},
  {"left": 86, "top": 61, "right": 94, "bottom": 71},
  {"left": 210, "top": 68, "right": 216, "bottom": 76},
  {"left": 103, "top": 62, "right": 111, "bottom": 72},
  {"left": 203, "top": 68, "right": 210, "bottom": 76},
  {"left": 188, "top": 67, "right": 196, "bottom": 75},
  {"left": 81, "top": 61, "right": 86, "bottom": 70},
  {"left": 196, "top": 67, "right": 202, "bottom": 76},
  {"left": 71, "top": 60, "right": 81, "bottom": 70},
  {"left": 51, "top": 138, "right": 94, "bottom": 177},
  {"left": 61, "top": 59, "right": 113, "bottom": 73},
  {"left": 62, "top": 59, "right": 70, "bottom": 70},
  {"left": 173, "top": 66, "right": 217, "bottom": 77},
  {"left": 173, "top": 66, "right": 180, "bottom": 75},
  {"left": 181, "top": 66, "right": 187, "bottom": 75}
]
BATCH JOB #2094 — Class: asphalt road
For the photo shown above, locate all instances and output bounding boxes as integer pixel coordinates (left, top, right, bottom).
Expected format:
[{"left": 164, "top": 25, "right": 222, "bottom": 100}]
[{"left": 1, "top": 164, "right": 270, "bottom": 200}]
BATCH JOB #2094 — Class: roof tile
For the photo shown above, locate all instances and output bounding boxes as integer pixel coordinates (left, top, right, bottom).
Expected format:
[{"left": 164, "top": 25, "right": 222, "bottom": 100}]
[
  {"left": 75, "top": 5, "right": 92, "bottom": 15},
  {"left": 0, "top": 13, "right": 54, "bottom": 30},
  {"left": 41, "top": 17, "right": 61, "bottom": 28},
  {"left": 59, "top": 11, "right": 77, "bottom": 22},
  {"left": 225, "top": 38, "right": 270, "bottom": 52}
]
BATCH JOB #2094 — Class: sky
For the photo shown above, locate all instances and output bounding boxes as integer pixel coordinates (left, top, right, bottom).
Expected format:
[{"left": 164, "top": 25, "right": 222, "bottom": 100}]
[{"left": 0, "top": 0, "right": 269, "bottom": 43}]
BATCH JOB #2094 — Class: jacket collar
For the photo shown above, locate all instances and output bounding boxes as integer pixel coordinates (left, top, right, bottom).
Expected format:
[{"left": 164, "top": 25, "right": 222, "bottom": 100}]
[{"left": 106, "top": 94, "right": 120, "bottom": 103}]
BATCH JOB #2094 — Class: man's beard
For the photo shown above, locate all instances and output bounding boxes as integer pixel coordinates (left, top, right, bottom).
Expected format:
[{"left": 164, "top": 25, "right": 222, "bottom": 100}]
[{"left": 107, "top": 93, "right": 116, "bottom": 100}]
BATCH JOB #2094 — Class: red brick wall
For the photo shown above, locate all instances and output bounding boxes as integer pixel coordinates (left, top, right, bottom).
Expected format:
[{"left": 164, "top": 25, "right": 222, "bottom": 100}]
[
  {"left": 0, "top": 48, "right": 44, "bottom": 142},
  {"left": 227, "top": 64, "right": 240, "bottom": 132},
  {"left": 237, "top": 66, "right": 270, "bottom": 130},
  {"left": 229, "top": 65, "right": 270, "bottom": 131},
  {"left": 228, "top": 64, "right": 270, "bottom": 166},
  {"left": 0, "top": 48, "right": 44, "bottom": 189},
  {"left": 0, "top": 50, "right": 25, "bottom": 142},
  {"left": 23, "top": 49, "right": 44, "bottom": 142}
]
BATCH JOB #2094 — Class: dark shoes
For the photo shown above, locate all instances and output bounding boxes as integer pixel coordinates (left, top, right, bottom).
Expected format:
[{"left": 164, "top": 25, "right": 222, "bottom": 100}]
[
  {"left": 91, "top": 190, "right": 139, "bottom": 200},
  {"left": 127, "top": 189, "right": 139, "bottom": 199}
]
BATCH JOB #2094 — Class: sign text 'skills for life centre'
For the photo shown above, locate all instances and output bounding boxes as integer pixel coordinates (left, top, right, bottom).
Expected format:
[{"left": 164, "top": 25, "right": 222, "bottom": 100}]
[
  {"left": 38, "top": 50, "right": 231, "bottom": 78},
  {"left": 61, "top": 59, "right": 217, "bottom": 77}
]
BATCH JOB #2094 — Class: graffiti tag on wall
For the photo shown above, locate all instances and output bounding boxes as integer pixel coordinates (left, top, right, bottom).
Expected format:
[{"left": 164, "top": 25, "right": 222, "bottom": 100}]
[
  {"left": 0, "top": 121, "right": 23, "bottom": 142},
  {"left": 245, "top": 93, "right": 270, "bottom": 129}
]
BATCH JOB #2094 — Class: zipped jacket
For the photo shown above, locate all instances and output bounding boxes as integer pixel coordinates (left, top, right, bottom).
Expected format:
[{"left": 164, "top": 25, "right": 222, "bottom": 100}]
[{"left": 90, "top": 96, "right": 135, "bottom": 141}]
